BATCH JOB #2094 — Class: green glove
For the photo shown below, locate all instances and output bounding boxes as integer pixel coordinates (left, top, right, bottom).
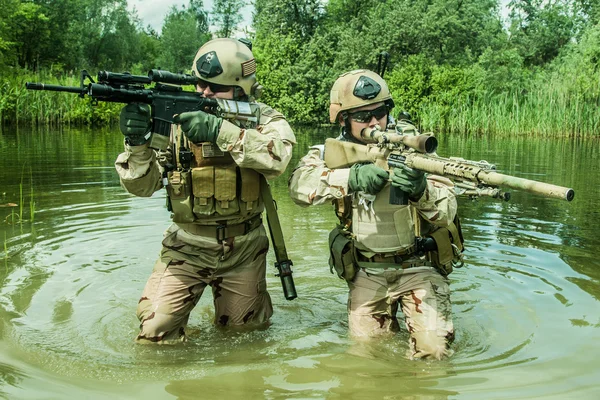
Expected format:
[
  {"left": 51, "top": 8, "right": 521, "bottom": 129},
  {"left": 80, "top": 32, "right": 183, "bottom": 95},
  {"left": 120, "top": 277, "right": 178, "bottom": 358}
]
[
  {"left": 173, "top": 110, "right": 222, "bottom": 144},
  {"left": 391, "top": 166, "right": 427, "bottom": 200},
  {"left": 348, "top": 164, "right": 389, "bottom": 195},
  {"left": 119, "top": 103, "right": 151, "bottom": 146}
]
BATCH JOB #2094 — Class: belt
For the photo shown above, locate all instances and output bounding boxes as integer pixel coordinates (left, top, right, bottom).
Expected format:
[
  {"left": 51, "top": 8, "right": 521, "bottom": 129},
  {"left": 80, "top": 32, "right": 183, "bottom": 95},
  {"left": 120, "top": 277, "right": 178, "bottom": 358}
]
[
  {"left": 177, "top": 214, "right": 262, "bottom": 241},
  {"left": 357, "top": 251, "right": 430, "bottom": 269}
]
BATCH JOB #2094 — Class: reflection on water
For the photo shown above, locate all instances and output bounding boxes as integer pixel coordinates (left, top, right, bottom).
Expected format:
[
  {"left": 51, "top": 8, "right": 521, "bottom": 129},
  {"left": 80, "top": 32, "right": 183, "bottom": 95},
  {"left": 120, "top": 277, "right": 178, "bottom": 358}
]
[{"left": 0, "top": 126, "right": 599, "bottom": 399}]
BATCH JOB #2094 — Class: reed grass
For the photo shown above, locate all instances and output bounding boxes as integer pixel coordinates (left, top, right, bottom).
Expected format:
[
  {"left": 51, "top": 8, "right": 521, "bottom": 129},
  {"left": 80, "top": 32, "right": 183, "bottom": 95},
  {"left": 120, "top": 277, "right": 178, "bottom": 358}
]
[
  {"left": 2, "top": 66, "right": 599, "bottom": 136},
  {"left": 419, "top": 72, "right": 600, "bottom": 137},
  {"left": 29, "top": 167, "right": 35, "bottom": 222},
  {"left": 2, "top": 165, "right": 35, "bottom": 226},
  {"left": 3, "top": 232, "right": 7, "bottom": 272},
  {"left": 0, "top": 70, "right": 120, "bottom": 126}
]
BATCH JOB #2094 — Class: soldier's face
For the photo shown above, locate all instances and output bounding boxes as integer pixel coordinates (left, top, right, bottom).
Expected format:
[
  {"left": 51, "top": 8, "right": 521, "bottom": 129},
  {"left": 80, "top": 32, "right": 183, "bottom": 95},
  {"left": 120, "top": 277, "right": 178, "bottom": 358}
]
[
  {"left": 196, "top": 79, "right": 235, "bottom": 100},
  {"left": 342, "top": 102, "right": 388, "bottom": 143}
]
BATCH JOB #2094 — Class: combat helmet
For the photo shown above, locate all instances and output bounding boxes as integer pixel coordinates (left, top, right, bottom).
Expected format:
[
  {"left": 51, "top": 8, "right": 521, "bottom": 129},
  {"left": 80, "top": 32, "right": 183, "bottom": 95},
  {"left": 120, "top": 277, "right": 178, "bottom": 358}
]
[
  {"left": 192, "top": 38, "right": 260, "bottom": 99},
  {"left": 329, "top": 69, "right": 394, "bottom": 123}
]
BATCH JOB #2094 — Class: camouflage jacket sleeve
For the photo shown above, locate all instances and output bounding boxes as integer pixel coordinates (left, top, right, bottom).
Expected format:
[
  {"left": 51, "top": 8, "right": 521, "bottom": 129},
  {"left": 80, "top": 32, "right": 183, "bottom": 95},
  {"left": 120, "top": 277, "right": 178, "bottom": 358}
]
[
  {"left": 409, "top": 175, "right": 458, "bottom": 227},
  {"left": 216, "top": 104, "right": 296, "bottom": 180},
  {"left": 114, "top": 142, "right": 163, "bottom": 197},
  {"left": 288, "top": 146, "right": 351, "bottom": 207}
]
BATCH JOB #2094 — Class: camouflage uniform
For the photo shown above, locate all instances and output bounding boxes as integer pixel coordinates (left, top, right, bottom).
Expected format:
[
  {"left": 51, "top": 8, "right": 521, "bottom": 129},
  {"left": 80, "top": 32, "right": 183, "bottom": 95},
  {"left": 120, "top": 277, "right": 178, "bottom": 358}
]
[
  {"left": 116, "top": 104, "right": 295, "bottom": 343},
  {"left": 288, "top": 139, "right": 457, "bottom": 359}
]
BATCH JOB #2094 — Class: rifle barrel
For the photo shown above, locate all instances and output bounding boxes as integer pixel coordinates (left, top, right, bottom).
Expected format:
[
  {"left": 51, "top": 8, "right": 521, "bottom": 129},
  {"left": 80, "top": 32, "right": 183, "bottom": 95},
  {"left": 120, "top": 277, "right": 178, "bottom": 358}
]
[
  {"left": 25, "top": 82, "right": 85, "bottom": 95},
  {"left": 407, "top": 153, "right": 575, "bottom": 202},
  {"left": 479, "top": 170, "right": 575, "bottom": 202}
]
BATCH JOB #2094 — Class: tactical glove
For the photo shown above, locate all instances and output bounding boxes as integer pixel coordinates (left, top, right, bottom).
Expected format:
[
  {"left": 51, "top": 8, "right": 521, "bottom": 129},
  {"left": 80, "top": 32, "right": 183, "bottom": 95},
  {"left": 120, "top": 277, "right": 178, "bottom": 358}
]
[
  {"left": 119, "top": 103, "right": 151, "bottom": 146},
  {"left": 348, "top": 164, "right": 389, "bottom": 195},
  {"left": 391, "top": 166, "right": 427, "bottom": 200},
  {"left": 173, "top": 110, "right": 222, "bottom": 144}
]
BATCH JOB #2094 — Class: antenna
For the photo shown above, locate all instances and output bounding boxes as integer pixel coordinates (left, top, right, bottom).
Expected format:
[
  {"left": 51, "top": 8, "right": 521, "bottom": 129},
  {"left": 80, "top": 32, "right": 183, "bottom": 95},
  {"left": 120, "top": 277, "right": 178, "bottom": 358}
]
[{"left": 377, "top": 52, "right": 390, "bottom": 78}]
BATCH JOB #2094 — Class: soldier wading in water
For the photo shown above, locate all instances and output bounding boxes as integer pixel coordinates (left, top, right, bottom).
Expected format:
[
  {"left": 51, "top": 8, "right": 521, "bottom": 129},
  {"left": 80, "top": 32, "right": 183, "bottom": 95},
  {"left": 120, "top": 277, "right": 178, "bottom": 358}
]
[
  {"left": 115, "top": 38, "right": 296, "bottom": 343},
  {"left": 288, "top": 69, "right": 463, "bottom": 359}
]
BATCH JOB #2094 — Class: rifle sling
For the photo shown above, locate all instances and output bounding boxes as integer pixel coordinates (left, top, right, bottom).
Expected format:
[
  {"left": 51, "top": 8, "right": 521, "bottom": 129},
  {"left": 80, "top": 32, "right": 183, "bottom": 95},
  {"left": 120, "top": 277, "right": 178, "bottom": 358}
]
[{"left": 260, "top": 176, "right": 289, "bottom": 263}]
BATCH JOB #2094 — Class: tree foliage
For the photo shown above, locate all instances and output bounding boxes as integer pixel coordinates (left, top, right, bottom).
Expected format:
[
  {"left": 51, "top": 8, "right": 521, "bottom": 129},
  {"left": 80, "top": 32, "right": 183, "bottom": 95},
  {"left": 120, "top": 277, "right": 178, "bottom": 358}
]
[
  {"left": 0, "top": 0, "right": 598, "bottom": 132},
  {"left": 0, "top": 0, "right": 212, "bottom": 73},
  {"left": 212, "top": 0, "right": 245, "bottom": 38},
  {"left": 158, "top": 1, "right": 211, "bottom": 72}
]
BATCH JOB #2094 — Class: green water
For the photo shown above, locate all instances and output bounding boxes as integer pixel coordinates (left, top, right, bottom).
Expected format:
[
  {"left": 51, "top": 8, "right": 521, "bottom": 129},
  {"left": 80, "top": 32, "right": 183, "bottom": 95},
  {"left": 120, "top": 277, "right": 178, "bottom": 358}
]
[{"left": 0, "top": 126, "right": 598, "bottom": 399}]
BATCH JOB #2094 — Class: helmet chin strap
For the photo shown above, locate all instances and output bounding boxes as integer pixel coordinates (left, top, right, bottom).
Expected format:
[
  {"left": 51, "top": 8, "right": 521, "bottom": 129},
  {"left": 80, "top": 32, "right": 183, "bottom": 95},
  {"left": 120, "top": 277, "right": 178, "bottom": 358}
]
[{"left": 233, "top": 86, "right": 249, "bottom": 102}]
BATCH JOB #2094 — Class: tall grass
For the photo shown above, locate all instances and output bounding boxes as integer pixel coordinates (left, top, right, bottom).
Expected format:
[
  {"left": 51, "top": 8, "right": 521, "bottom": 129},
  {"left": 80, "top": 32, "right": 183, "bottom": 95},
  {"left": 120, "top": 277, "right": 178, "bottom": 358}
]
[
  {"left": 3, "top": 165, "right": 35, "bottom": 225},
  {"left": 0, "top": 70, "right": 120, "bottom": 126},
  {"left": 2, "top": 65, "right": 599, "bottom": 136},
  {"left": 418, "top": 59, "right": 600, "bottom": 137},
  {"left": 419, "top": 85, "right": 599, "bottom": 137},
  {"left": 3, "top": 232, "right": 7, "bottom": 272}
]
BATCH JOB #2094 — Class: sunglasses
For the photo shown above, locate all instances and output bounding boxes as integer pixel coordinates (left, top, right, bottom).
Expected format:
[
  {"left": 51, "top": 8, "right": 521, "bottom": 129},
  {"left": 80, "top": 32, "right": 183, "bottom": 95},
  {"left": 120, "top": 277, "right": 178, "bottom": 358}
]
[
  {"left": 347, "top": 105, "right": 389, "bottom": 123},
  {"left": 197, "top": 79, "right": 232, "bottom": 94}
]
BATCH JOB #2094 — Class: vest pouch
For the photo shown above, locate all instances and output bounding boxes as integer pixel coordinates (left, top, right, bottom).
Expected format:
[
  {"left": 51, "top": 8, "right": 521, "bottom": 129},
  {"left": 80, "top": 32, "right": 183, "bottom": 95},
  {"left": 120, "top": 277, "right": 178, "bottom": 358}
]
[
  {"left": 190, "top": 142, "right": 234, "bottom": 167},
  {"left": 427, "top": 227, "right": 455, "bottom": 276},
  {"left": 328, "top": 227, "right": 358, "bottom": 282},
  {"left": 214, "top": 165, "right": 239, "bottom": 216},
  {"left": 239, "top": 168, "right": 260, "bottom": 216},
  {"left": 393, "top": 206, "right": 416, "bottom": 248},
  {"left": 191, "top": 166, "right": 215, "bottom": 216},
  {"left": 166, "top": 171, "right": 195, "bottom": 223}
]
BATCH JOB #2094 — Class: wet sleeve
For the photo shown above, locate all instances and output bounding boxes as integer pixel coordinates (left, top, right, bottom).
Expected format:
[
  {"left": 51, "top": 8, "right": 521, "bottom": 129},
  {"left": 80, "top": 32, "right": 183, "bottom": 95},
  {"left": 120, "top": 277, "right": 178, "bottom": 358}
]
[
  {"left": 114, "top": 141, "right": 163, "bottom": 197},
  {"left": 288, "top": 148, "right": 351, "bottom": 207}
]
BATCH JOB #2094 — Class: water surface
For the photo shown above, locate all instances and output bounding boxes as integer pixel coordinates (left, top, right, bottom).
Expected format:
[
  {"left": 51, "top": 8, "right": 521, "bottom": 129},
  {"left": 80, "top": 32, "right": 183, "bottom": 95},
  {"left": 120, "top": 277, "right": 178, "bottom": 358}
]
[{"left": 0, "top": 126, "right": 598, "bottom": 399}]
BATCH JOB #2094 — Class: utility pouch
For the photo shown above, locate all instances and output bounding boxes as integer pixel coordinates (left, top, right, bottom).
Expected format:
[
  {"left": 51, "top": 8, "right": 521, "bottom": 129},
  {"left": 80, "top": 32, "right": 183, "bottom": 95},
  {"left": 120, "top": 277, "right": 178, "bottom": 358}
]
[
  {"left": 239, "top": 168, "right": 260, "bottom": 215},
  {"left": 428, "top": 227, "right": 454, "bottom": 275},
  {"left": 214, "top": 164, "right": 239, "bottom": 216},
  {"left": 427, "top": 216, "right": 465, "bottom": 276},
  {"left": 191, "top": 166, "right": 215, "bottom": 216},
  {"left": 190, "top": 142, "right": 234, "bottom": 167},
  {"left": 328, "top": 227, "right": 358, "bottom": 282},
  {"left": 167, "top": 171, "right": 195, "bottom": 223}
]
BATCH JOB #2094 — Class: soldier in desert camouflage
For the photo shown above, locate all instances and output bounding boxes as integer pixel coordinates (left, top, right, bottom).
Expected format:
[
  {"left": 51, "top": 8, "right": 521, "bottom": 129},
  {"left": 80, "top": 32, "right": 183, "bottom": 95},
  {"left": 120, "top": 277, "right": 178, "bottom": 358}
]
[
  {"left": 115, "top": 38, "right": 296, "bottom": 343},
  {"left": 288, "top": 69, "right": 460, "bottom": 359}
]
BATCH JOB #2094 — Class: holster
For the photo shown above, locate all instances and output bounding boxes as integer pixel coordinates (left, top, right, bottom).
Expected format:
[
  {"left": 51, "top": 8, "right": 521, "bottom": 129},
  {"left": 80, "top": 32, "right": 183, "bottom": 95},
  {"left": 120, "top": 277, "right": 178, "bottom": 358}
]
[{"left": 328, "top": 226, "right": 358, "bottom": 282}]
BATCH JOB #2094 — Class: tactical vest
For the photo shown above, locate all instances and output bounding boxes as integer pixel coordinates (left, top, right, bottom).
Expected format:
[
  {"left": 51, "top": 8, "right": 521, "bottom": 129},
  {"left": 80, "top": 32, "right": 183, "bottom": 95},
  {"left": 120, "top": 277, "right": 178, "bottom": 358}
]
[
  {"left": 164, "top": 102, "right": 285, "bottom": 225},
  {"left": 166, "top": 143, "right": 262, "bottom": 224},
  {"left": 347, "top": 185, "right": 416, "bottom": 254}
]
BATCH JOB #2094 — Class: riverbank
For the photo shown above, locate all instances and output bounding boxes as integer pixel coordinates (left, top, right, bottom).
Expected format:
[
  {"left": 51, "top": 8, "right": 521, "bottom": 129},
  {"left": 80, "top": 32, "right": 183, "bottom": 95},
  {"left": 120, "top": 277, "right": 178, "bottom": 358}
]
[{"left": 1, "top": 70, "right": 599, "bottom": 137}]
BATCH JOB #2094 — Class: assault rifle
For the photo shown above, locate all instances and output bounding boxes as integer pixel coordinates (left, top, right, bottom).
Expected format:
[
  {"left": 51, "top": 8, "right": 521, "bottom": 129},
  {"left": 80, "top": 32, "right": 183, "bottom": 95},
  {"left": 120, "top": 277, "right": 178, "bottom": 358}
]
[
  {"left": 324, "top": 126, "right": 575, "bottom": 204},
  {"left": 25, "top": 69, "right": 260, "bottom": 151},
  {"left": 27, "top": 69, "right": 297, "bottom": 300}
]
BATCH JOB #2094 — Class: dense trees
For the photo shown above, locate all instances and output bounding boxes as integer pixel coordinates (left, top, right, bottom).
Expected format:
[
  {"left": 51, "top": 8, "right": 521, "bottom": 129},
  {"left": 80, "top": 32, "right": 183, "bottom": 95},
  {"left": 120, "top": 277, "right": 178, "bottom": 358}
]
[
  {"left": 157, "top": 1, "right": 210, "bottom": 72},
  {"left": 253, "top": 0, "right": 599, "bottom": 132}
]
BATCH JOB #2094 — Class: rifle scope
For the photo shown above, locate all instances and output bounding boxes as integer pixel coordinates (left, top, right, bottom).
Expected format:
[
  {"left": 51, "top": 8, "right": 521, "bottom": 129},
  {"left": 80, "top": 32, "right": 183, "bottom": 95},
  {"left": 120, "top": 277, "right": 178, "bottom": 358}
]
[
  {"left": 148, "top": 69, "right": 199, "bottom": 86},
  {"left": 97, "top": 71, "right": 151, "bottom": 85}
]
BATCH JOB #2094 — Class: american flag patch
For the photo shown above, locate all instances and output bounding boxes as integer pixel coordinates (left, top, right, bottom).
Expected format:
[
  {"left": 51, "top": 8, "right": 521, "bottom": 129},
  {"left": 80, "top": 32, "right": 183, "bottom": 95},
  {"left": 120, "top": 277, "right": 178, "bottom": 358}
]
[{"left": 241, "top": 59, "right": 256, "bottom": 76}]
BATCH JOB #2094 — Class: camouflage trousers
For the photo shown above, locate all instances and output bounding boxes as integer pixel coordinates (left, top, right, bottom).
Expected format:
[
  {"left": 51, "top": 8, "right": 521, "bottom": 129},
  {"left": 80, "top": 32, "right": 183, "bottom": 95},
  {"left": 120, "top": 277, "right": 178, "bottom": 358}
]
[
  {"left": 136, "top": 223, "right": 273, "bottom": 344},
  {"left": 347, "top": 267, "right": 454, "bottom": 359}
]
